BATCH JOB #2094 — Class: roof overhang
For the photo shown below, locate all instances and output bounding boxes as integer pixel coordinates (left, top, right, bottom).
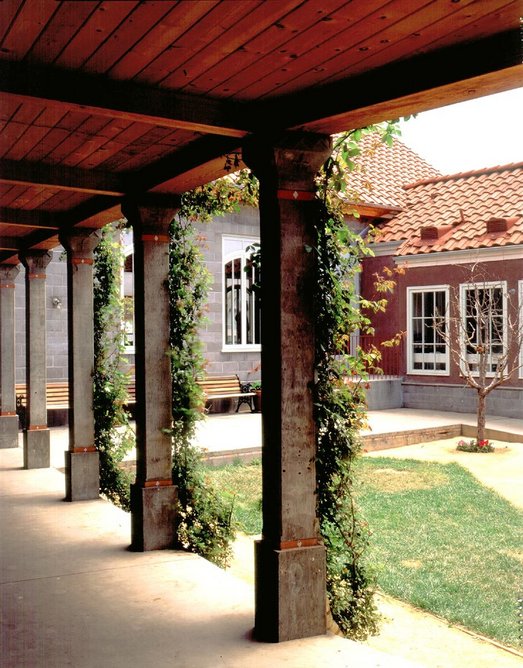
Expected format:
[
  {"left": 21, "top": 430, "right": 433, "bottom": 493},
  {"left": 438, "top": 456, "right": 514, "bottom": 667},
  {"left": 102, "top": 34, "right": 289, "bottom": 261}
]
[{"left": 0, "top": 1, "right": 520, "bottom": 264}]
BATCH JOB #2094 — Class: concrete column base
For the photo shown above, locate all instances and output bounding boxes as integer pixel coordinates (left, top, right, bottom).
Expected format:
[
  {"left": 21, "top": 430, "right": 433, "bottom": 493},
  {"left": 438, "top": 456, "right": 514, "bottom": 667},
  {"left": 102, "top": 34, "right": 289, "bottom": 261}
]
[
  {"left": 23, "top": 429, "right": 50, "bottom": 469},
  {"left": 130, "top": 483, "right": 177, "bottom": 552},
  {"left": 254, "top": 539, "right": 327, "bottom": 642},
  {"left": 0, "top": 415, "right": 19, "bottom": 449},
  {"left": 65, "top": 450, "right": 100, "bottom": 501}
]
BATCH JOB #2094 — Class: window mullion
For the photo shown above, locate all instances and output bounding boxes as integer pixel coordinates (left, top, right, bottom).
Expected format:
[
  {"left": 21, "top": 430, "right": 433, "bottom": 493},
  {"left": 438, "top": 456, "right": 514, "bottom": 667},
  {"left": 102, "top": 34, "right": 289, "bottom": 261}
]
[{"left": 241, "top": 254, "right": 247, "bottom": 345}]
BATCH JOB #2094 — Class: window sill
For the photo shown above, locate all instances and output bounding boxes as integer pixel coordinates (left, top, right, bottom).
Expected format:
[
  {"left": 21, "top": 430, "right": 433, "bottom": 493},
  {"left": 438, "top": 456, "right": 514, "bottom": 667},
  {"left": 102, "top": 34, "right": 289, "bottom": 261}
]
[
  {"left": 407, "top": 369, "right": 449, "bottom": 376},
  {"left": 222, "top": 345, "right": 261, "bottom": 353}
]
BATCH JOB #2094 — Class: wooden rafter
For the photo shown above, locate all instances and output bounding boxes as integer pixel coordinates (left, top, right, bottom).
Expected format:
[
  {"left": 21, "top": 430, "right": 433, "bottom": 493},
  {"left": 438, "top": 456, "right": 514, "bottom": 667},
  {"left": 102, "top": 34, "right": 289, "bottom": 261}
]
[
  {"left": 0, "top": 159, "right": 125, "bottom": 197},
  {"left": 0, "top": 237, "right": 21, "bottom": 251},
  {"left": 252, "top": 30, "right": 523, "bottom": 134},
  {"left": 0, "top": 6, "right": 520, "bottom": 267},
  {"left": 0, "top": 60, "right": 250, "bottom": 139},
  {"left": 0, "top": 208, "right": 59, "bottom": 230}
]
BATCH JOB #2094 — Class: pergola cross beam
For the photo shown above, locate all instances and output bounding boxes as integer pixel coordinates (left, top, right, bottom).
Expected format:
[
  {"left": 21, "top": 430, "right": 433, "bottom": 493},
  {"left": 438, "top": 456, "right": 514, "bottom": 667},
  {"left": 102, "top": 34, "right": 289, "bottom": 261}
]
[{"left": 0, "top": 60, "right": 249, "bottom": 139}]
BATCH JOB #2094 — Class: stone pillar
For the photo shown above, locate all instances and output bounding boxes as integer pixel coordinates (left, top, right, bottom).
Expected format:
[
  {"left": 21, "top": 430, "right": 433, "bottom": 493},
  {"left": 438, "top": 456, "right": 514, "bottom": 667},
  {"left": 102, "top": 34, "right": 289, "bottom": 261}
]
[
  {"left": 19, "top": 250, "right": 52, "bottom": 469},
  {"left": 243, "top": 132, "right": 332, "bottom": 642},
  {"left": 0, "top": 264, "right": 21, "bottom": 448},
  {"left": 59, "top": 230, "right": 101, "bottom": 501},
  {"left": 122, "top": 198, "right": 179, "bottom": 551}
]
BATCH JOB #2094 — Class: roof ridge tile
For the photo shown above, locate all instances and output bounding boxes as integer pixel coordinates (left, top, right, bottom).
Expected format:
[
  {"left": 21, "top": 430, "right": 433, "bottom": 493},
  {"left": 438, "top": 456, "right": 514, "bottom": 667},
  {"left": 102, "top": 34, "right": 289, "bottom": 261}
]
[{"left": 404, "top": 162, "right": 523, "bottom": 190}]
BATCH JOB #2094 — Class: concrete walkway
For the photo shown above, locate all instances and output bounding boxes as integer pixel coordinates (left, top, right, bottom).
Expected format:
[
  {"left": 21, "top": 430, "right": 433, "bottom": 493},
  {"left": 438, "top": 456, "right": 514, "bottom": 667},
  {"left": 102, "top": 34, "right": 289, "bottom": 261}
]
[
  {"left": 195, "top": 407, "right": 523, "bottom": 464},
  {"left": 2, "top": 409, "right": 522, "bottom": 667},
  {"left": 1, "top": 435, "right": 422, "bottom": 668}
]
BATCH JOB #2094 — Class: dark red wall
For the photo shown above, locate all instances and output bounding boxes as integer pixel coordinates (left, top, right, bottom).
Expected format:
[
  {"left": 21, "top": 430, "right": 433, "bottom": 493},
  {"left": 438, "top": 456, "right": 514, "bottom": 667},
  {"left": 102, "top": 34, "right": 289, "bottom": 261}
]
[{"left": 361, "top": 255, "right": 522, "bottom": 387}]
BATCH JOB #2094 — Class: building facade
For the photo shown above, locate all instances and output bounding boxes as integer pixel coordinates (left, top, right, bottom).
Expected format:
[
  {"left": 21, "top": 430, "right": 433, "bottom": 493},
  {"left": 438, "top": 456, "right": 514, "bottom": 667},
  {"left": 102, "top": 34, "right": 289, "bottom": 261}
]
[{"left": 362, "top": 162, "right": 523, "bottom": 418}]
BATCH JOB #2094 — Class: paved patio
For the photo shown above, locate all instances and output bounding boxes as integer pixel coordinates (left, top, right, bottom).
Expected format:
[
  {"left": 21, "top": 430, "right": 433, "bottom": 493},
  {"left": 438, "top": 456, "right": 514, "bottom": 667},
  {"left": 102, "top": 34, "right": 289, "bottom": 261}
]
[
  {"left": 194, "top": 407, "right": 523, "bottom": 463},
  {"left": 1, "top": 440, "right": 421, "bottom": 668},
  {"left": 2, "top": 408, "right": 522, "bottom": 667}
]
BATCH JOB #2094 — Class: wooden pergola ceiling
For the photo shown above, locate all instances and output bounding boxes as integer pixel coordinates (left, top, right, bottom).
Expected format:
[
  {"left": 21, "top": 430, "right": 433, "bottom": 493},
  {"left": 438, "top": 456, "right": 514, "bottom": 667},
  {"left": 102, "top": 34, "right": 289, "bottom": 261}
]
[{"left": 0, "top": 0, "right": 521, "bottom": 264}]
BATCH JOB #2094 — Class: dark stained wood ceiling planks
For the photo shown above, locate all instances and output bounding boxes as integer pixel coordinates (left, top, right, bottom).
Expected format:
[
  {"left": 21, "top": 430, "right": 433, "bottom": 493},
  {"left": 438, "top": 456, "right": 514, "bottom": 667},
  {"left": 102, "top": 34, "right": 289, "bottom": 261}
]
[
  {"left": 0, "top": 0, "right": 520, "bottom": 264},
  {"left": 349, "top": 0, "right": 521, "bottom": 76}
]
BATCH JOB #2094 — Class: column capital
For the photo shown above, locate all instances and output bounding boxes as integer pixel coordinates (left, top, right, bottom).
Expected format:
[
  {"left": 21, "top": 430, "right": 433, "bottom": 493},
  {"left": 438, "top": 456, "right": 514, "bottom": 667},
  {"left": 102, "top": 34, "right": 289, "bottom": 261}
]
[
  {"left": 59, "top": 228, "right": 102, "bottom": 259},
  {"left": 243, "top": 131, "right": 332, "bottom": 191},
  {"left": 0, "top": 263, "right": 20, "bottom": 285},
  {"left": 121, "top": 195, "right": 181, "bottom": 237},
  {"left": 19, "top": 250, "right": 52, "bottom": 276}
]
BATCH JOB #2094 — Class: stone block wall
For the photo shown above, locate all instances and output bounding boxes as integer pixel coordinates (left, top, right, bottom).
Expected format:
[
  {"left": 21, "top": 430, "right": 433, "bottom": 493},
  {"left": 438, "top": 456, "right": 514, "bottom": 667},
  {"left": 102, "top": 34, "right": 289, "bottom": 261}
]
[
  {"left": 13, "top": 209, "right": 263, "bottom": 388},
  {"left": 194, "top": 207, "right": 261, "bottom": 383},
  {"left": 365, "top": 378, "right": 403, "bottom": 409},
  {"left": 402, "top": 382, "right": 523, "bottom": 419},
  {"left": 15, "top": 247, "right": 69, "bottom": 383}
]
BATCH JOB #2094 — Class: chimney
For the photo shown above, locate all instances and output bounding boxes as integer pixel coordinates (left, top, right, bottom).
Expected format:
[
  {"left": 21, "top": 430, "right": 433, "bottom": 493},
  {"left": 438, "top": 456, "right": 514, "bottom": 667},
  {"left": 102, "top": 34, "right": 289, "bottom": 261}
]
[
  {"left": 486, "top": 217, "right": 517, "bottom": 234},
  {"left": 420, "top": 225, "right": 452, "bottom": 240}
]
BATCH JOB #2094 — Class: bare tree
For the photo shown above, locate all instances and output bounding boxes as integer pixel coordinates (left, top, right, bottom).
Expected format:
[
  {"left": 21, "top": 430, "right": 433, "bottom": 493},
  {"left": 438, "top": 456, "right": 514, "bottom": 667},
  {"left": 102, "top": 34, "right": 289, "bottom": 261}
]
[{"left": 434, "top": 265, "right": 523, "bottom": 443}]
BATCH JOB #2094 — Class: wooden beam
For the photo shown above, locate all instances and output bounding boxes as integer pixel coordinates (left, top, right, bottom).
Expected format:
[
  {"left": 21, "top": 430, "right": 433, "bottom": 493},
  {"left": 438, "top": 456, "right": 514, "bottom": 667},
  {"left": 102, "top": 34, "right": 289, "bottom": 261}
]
[
  {"left": 0, "top": 208, "right": 59, "bottom": 229},
  {"left": 252, "top": 30, "right": 522, "bottom": 134},
  {"left": 54, "top": 195, "right": 123, "bottom": 231},
  {"left": 0, "top": 134, "right": 238, "bottom": 259},
  {"left": 127, "top": 135, "right": 241, "bottom": 193},
  {"left": 350, "top": 204, "right": 401, "bottom": 219},
  {"left": 0, "top": 61, "right": 249, "bottom": 139},
  {"left": 0, "top": 237, "right": 20, "bottom": 251},
  {"left": 0, "top": 159, "right": 125, "bottom": 196}
]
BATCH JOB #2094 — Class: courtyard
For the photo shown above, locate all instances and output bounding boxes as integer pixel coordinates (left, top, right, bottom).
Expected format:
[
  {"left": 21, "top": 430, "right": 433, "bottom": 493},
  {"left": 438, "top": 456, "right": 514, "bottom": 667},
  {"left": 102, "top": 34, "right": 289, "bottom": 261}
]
[{"left": 2, "top": 408, "right": 522, "bottom": 667}]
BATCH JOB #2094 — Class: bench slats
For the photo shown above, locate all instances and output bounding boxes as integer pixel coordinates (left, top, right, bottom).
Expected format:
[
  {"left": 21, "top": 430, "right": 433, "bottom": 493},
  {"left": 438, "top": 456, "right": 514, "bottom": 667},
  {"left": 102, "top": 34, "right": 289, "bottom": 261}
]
[
  {"left": 15, "top": 374, "right": 254, "bottom": 417},
  {"left": 16, "top": 382, "right": 136, "bottom": 408},
  {"left": 16, "top": 383, "right": 69, "bottom": 408},
  {"left": 196, "top": 374, "right": 255, "bottom": 412}
]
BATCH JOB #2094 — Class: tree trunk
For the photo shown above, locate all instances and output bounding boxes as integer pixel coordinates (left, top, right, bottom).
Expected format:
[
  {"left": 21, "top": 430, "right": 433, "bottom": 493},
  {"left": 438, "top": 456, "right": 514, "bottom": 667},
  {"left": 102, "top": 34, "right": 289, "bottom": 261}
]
[{"left": 476, "top": 391, "right": 487, "bottom": 443}]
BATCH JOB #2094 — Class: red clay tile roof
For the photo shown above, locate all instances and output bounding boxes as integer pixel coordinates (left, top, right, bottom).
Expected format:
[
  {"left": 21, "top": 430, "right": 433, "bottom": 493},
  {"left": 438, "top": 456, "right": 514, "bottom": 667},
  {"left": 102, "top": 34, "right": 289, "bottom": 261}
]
[
  {"left": 347, "top": 134, "right": 441, "bottom": 210},
  {"left": 374, "top": 162, "right": 523, "bottom": 255}
]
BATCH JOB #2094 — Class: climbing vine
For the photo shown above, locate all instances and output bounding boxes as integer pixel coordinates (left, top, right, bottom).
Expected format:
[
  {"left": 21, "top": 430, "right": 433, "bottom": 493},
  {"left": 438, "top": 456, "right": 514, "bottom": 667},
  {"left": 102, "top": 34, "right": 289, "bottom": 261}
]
[
  {"left": 166, "top": 172, "right": 260, "bottom": 566},
  {"left": 312, "top": 124, "right": 401, "bottom": 639},
  {"left": 168, "top": 208, "right": 234, "bottom": 568},
  {"left": 180, "top": 169, "right": 259, "bottom": 223},
  {"left": 93, "top": 222, "right": 135, "bottom": 510}
]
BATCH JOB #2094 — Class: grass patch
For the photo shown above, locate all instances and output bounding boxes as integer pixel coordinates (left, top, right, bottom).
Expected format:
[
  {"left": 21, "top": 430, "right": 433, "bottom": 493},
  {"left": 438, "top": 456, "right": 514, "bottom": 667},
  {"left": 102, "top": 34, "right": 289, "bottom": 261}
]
[
  {"left": 204, "top": 459, "right": 262, "bottom": 535},
  {"left": 355, "top": 457, "right": 523, "bottom": 647},
  {"left": 206, "top": 456, "right": 523, "bottom": 647}
]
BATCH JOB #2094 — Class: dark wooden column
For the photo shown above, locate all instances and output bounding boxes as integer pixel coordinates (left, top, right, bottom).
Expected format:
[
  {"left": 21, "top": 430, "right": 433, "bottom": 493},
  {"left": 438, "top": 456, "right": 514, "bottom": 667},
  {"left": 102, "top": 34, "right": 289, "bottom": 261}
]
[
  {"left": 19, "top": 250, "right": 52, "bottom": 469},
  {"left": 59, "top": 229, "right": 101, "bottom": 501},
  {"left": 0, "top": 264, "right": 20, "bottom": 448},
  {"left": 243, "top": 131, "right": 332, "bottom": 642},
  {"left": 122, "top": 198, "right": 179, "bottom": 551}
]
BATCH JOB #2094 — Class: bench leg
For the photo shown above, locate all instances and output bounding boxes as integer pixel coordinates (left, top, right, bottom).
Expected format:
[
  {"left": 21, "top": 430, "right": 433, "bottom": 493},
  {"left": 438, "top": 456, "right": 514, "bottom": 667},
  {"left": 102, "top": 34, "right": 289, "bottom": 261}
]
[{"left": 236, "top": 396, "right": 254, "bottom": 413}]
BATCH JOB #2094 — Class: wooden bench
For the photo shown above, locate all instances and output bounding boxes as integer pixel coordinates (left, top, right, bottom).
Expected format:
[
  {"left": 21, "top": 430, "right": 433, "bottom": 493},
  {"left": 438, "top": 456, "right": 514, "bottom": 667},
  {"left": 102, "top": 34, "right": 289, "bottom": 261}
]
[
  {"left": 15, "top": 375, "right": 252, "bottom": 423},
  {"left": 196, "top": 374, "right": 255, "bottom": 413},
  {"left": 16, "top": 382, "right": 69, "bottom": 428},
  {"left": 15, "top": 380, "right": 137, "bottom": 427}
]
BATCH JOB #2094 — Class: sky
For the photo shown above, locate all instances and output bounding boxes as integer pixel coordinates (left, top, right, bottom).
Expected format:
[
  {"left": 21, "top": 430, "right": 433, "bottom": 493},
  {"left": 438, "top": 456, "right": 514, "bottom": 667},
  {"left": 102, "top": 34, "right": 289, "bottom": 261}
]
[{"left": 398, "top": 87, "right": 523, "bottom": 175}]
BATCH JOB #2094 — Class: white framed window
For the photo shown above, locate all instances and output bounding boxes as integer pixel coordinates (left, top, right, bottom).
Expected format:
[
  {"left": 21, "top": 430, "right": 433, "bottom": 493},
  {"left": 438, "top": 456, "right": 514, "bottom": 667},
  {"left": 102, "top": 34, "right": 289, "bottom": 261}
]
[
  {"left": 518, "top": 280, "right": 523, "bottom": 378},
  {"left": 122, "top": 243, "right": 134, "bottom": 354},
  {"left": 222, "top": 236, "right": 260, "bottom": 351},
  {"left": 407, "top": 286, "right": 449, "bottom": 374},
  {"left": 459, "top": 281, "right": 506, "bottom": 377}
]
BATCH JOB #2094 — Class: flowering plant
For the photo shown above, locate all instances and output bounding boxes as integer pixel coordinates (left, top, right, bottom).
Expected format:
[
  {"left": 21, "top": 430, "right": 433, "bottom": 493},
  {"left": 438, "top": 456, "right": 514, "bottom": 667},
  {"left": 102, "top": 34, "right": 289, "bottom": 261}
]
[{"left": 456, "top": 438, "right": 494, "bottom": 453}]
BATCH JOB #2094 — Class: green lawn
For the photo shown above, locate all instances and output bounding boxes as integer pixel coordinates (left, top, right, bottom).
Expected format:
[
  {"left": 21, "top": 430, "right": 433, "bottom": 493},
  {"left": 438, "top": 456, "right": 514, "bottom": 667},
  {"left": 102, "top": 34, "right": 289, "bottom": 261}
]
[
  {"left": 205, "top": 459, "right": 262, "bottom": 535},
  {"left": 205, "top": 456, "right": 523, "bottom": 647}
]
